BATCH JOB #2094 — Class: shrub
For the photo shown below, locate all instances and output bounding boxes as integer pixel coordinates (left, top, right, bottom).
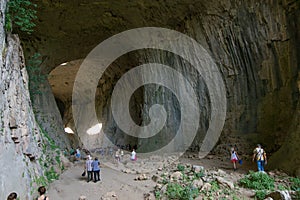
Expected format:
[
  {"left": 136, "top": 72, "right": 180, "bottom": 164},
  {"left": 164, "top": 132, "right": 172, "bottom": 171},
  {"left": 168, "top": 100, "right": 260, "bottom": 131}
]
[
  {"left": 255, "top": 190, "right": 267, "bottom": 200},
  {"left": 194, "top": 171, "right": 204, "bottom": 179},
  {"left": 290, "top": 177, "right": 300, "bottom": 199},
  {"left": 239, "top": 171, "right": 275, "bottom": 190},
  {"left": 166, "top": 183, "right": 184, "bottom": 199},
  {"left": 177, "top": 164, "right": 185, "bottom": 172},
  {"left": 166, "top": 183, "right": 198, "bottom": 200},
  {"left": 154, "top": 190, "right": 161, "bottom": 199},
  {"left": 290, "top": 177, "right": 300, "bottom": 191},
  {"left": 45, "top": 167, "right": 59, "bottom": 182},
  {"left": 210, "top": 181, "right": 220, "bottom": 192}
]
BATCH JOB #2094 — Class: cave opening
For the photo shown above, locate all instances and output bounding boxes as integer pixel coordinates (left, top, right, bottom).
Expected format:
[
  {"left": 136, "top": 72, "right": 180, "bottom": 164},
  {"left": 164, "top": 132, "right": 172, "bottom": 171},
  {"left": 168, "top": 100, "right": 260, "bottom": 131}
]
[{"left": 47, "top": 48, "right": 212, "bottom": 154}]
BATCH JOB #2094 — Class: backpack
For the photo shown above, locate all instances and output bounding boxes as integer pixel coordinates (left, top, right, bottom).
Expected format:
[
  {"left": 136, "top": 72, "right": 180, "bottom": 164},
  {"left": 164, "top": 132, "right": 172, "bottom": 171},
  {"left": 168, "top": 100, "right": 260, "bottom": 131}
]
[{"left": 256, "top": 148, "right": 264, "bottom": 160}]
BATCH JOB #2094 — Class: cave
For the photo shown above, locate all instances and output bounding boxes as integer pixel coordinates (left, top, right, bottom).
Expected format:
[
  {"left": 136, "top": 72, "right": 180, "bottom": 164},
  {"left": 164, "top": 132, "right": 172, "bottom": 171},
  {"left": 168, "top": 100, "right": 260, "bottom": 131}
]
[
  {"left": 1, "top": 0, "right": 300, "bottom": 199},
  {"left": 19, "top": 0, "right": 299, "bottom": 173}
]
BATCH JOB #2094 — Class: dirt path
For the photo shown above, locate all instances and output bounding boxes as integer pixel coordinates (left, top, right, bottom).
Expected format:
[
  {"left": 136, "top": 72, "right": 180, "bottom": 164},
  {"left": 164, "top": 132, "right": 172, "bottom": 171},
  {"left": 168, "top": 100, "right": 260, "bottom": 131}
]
[{"left": 48, "top": 161, "right": 156, "bottom": 200}]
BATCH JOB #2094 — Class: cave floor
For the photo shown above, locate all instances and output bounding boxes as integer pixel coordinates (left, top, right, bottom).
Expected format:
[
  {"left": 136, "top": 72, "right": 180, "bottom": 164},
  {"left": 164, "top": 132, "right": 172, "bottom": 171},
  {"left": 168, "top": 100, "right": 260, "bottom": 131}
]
[{"left": 47, "top": 152, "right": 263, "bottom": 200}]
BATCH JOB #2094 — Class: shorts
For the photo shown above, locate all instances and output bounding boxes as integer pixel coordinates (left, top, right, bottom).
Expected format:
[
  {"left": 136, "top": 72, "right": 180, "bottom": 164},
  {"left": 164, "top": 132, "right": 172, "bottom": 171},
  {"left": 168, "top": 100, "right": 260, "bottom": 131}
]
[{"left": 231, "top": 158, "right": 238, "bottom": 163}]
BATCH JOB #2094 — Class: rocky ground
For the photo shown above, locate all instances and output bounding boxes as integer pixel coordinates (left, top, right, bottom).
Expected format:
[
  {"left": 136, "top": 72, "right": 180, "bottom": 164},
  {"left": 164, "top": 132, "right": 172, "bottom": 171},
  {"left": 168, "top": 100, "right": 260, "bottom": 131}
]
[{"left": 47, "top": 151, "right": 299, "bottom": 200}]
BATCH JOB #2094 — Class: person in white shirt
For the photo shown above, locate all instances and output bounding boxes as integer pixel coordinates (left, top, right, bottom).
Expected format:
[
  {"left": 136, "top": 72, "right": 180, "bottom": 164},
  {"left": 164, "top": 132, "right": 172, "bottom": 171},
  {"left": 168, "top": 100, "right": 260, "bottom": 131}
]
[
  {"left": 230, "top": 147, "right": 239, "bottom": 171},
  {"left": 131, "top": 149, "right": 136, "bottom": 161},
  {"left": 252, "top": 144, "right": 267, "bottom": 172},
  {"left": 85, "top": 156, "right": 93, "bottom": 182}
]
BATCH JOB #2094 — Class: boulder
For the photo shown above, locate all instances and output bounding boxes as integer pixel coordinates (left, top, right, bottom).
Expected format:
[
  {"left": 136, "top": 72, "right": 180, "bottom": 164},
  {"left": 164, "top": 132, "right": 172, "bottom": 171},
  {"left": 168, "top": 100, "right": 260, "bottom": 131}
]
[
  {"left": 200, "top": 183, "right": 212, "bottom": 191},
  {"left": 170, "top": 171, "right": 183, "bottom": 181},
  {"left": 192, "top": 179, "right": 204, "bottom": 189},
  {"left": 216, "top": 177, "right": 234, "bottom": 190},
  {"left": 134, "top": 174, "right": 148, "bottom": 181},
  {"left": 152, "top": 175, "right": 162, "bottom": 183},
  {"left": 78, "top": 196, "right": 87, "bottom": 200},
  {"left": 192, "top": 165, "right": 204, "bottom": 173}
]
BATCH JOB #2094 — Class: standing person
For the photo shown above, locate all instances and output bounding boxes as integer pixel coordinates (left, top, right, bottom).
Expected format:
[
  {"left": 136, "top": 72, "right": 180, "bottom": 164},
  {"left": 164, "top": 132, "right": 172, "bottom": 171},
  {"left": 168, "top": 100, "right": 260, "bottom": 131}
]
[
  {"left": 230, "top": 147, "right": 239, "bottom": 171},
  {"left": 109, "top": 147, "right": 113, "bottom": 157},
  {"left": 252, "top": 144, "right": 267, "bottom": 172},
  {"left": 100, "top": 148, "right": 104, "bottom": 157},
  {"left": 76, "top": 147, "right": 81, "bottom": 160},
  {"left": 70, "top": 147, "right": 75, "bottom": 155},
  {"left": 92, "top": 157, "right": 101, "bottom": 182},
  {"left": 85, "top": 156, "right": 93, "bottom": 182},
  {"left": 131, "top": 149, "right": 136, "bottom": 161},
  {"left": 120, "top": 149, "right": 124, "bottom": 161},
  {"left": 7, "top": 192, "right": 17, "bottom": 200},
  {"left": 37, "top": 186, "right": 49, "bottom": 200},
  {"left": 115, "top": 149, "right": 120, "bottom": 162}
]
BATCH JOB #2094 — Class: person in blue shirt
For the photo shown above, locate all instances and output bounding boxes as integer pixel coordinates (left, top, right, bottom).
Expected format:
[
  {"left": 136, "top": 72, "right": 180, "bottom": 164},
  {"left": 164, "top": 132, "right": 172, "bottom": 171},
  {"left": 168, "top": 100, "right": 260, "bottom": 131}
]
[
  {"left": 92, "top": 157, "right": 101, "bottom": 182},
  {"left": 75, "top": 148, "right": 81, "bottom": 161}
]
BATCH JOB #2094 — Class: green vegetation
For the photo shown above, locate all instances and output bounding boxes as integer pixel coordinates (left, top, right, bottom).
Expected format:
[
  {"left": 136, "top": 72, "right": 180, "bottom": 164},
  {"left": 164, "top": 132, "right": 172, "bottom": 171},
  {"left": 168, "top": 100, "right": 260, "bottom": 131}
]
[
  {"left": 28, "top": 123, "right": 63, "bottom": 195},
  {"left": 154, "top": 190, "right": 161, "bottom": 199},
  {"left": 239, "top": 171, "right": 275, "bottom": 200},
  {"left": 255, "top": 190, "right": 267, "bottom": 200},
  {"left": 45, "top": 166, "right": 59, "bottom": 181},
  {"left": 155, "top": 166, "right": 299, "bottom": 200},
  {"left": 200, "top": 181, "right": 221, "bottom": 199},
  {"left": 290, "top": 177, "right": 300, "bottom": 198},
  {"left": 239, "top": 171, "right": 275, "bottom": 190},
  {"left": 166, "top": 182, "right": 199, "bottom": 200},
  {"left": 177, "top": 164, "right": 185, "bottom": 172},
  {"left": 26, "top": 53, "right": 47, "bottom": 100},
  {"left": 5, "top": 0, "right": 37, "bottom": 34},
  {"left": 290, "top": 177, "right": 300, "bottom": 191}
]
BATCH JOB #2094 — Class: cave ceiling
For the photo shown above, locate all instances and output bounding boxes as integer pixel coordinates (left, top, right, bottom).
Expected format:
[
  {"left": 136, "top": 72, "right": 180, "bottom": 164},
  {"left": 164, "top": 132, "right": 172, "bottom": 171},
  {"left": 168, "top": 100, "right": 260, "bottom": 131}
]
[{"left": 23, "top": 0, "right": 217, "bottom": 74}]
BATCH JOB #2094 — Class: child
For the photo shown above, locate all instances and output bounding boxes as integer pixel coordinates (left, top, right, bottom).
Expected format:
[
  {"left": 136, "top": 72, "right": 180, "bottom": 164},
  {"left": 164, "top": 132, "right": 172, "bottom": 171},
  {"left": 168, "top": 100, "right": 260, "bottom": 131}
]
[
  {"left": 230, "top": 147, "right": 239, "bottom": 171},
  {"left": 7, "top": 192, "right": 17, "bottom": 200}
]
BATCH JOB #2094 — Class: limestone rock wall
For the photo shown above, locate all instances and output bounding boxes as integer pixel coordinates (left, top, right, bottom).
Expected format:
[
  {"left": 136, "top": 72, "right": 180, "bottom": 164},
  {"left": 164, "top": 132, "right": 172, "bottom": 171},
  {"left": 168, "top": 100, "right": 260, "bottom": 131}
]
[
  {"left": 100, "top": 1, "right": 299, "bottom": 156},
  {"left": 0, "top": 33, "right": 43, "bottom": 200},
  {"left": 0, "top": 0, "right": 53, "bottom": 198},
  {"left": 32, "top": 80, "right": 71, "bottom": 149},
  {"left": 182, "top": 0, "right": 299, "bottom": 152},
  {"left": 268, "top": 90, "right": 300, "bottom": 176}
]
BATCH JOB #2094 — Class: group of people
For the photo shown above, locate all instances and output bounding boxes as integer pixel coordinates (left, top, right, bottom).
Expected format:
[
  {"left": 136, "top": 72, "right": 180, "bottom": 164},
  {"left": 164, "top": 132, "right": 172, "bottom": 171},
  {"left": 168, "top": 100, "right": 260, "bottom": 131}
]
[
  {"left": 230, "top": 144, "right": 267, "bottom": 172},
  {"left": 85, "top": 155, "right": 101, "bottom": 182},
  {"left": 7, "top": 186, "right": 49, "bottom": 200},
  {"left": 114, "top": 149, "right": 124, "bottom": 162}
]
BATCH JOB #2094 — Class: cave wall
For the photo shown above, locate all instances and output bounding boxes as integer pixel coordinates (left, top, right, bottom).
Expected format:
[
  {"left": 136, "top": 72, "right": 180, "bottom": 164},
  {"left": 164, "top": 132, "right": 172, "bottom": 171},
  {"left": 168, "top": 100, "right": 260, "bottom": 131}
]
[
  {"left": 22, "top": 0, "right": 300, "bottom": 174},
  {"left": 32, "top": 80, "right": 72, "bottom": 149},
  {"left": 182, "top": 0, "right": 299, "bottom": 153},
  {"left": 268, "top": 90, "right": 300, "bottom": 176},
  {"left": 0, "top": 0, "right": 44, "bottom": 198}
]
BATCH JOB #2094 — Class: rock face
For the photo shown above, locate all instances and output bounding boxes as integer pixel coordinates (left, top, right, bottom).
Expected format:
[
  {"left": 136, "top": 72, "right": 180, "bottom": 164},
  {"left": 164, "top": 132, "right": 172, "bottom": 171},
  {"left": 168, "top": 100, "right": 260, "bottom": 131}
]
[
  {"left": 21, "top": 0, "right": 300, "bottom": 175},
  {"left": 268, "top": 97, "right": 300, "bottom": 176},
  {"left": 0, "top": 25, "right": 41, "bottom": 200},
  {"left": 0, "top": 0, "right": 69, "bottom": 198}
]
